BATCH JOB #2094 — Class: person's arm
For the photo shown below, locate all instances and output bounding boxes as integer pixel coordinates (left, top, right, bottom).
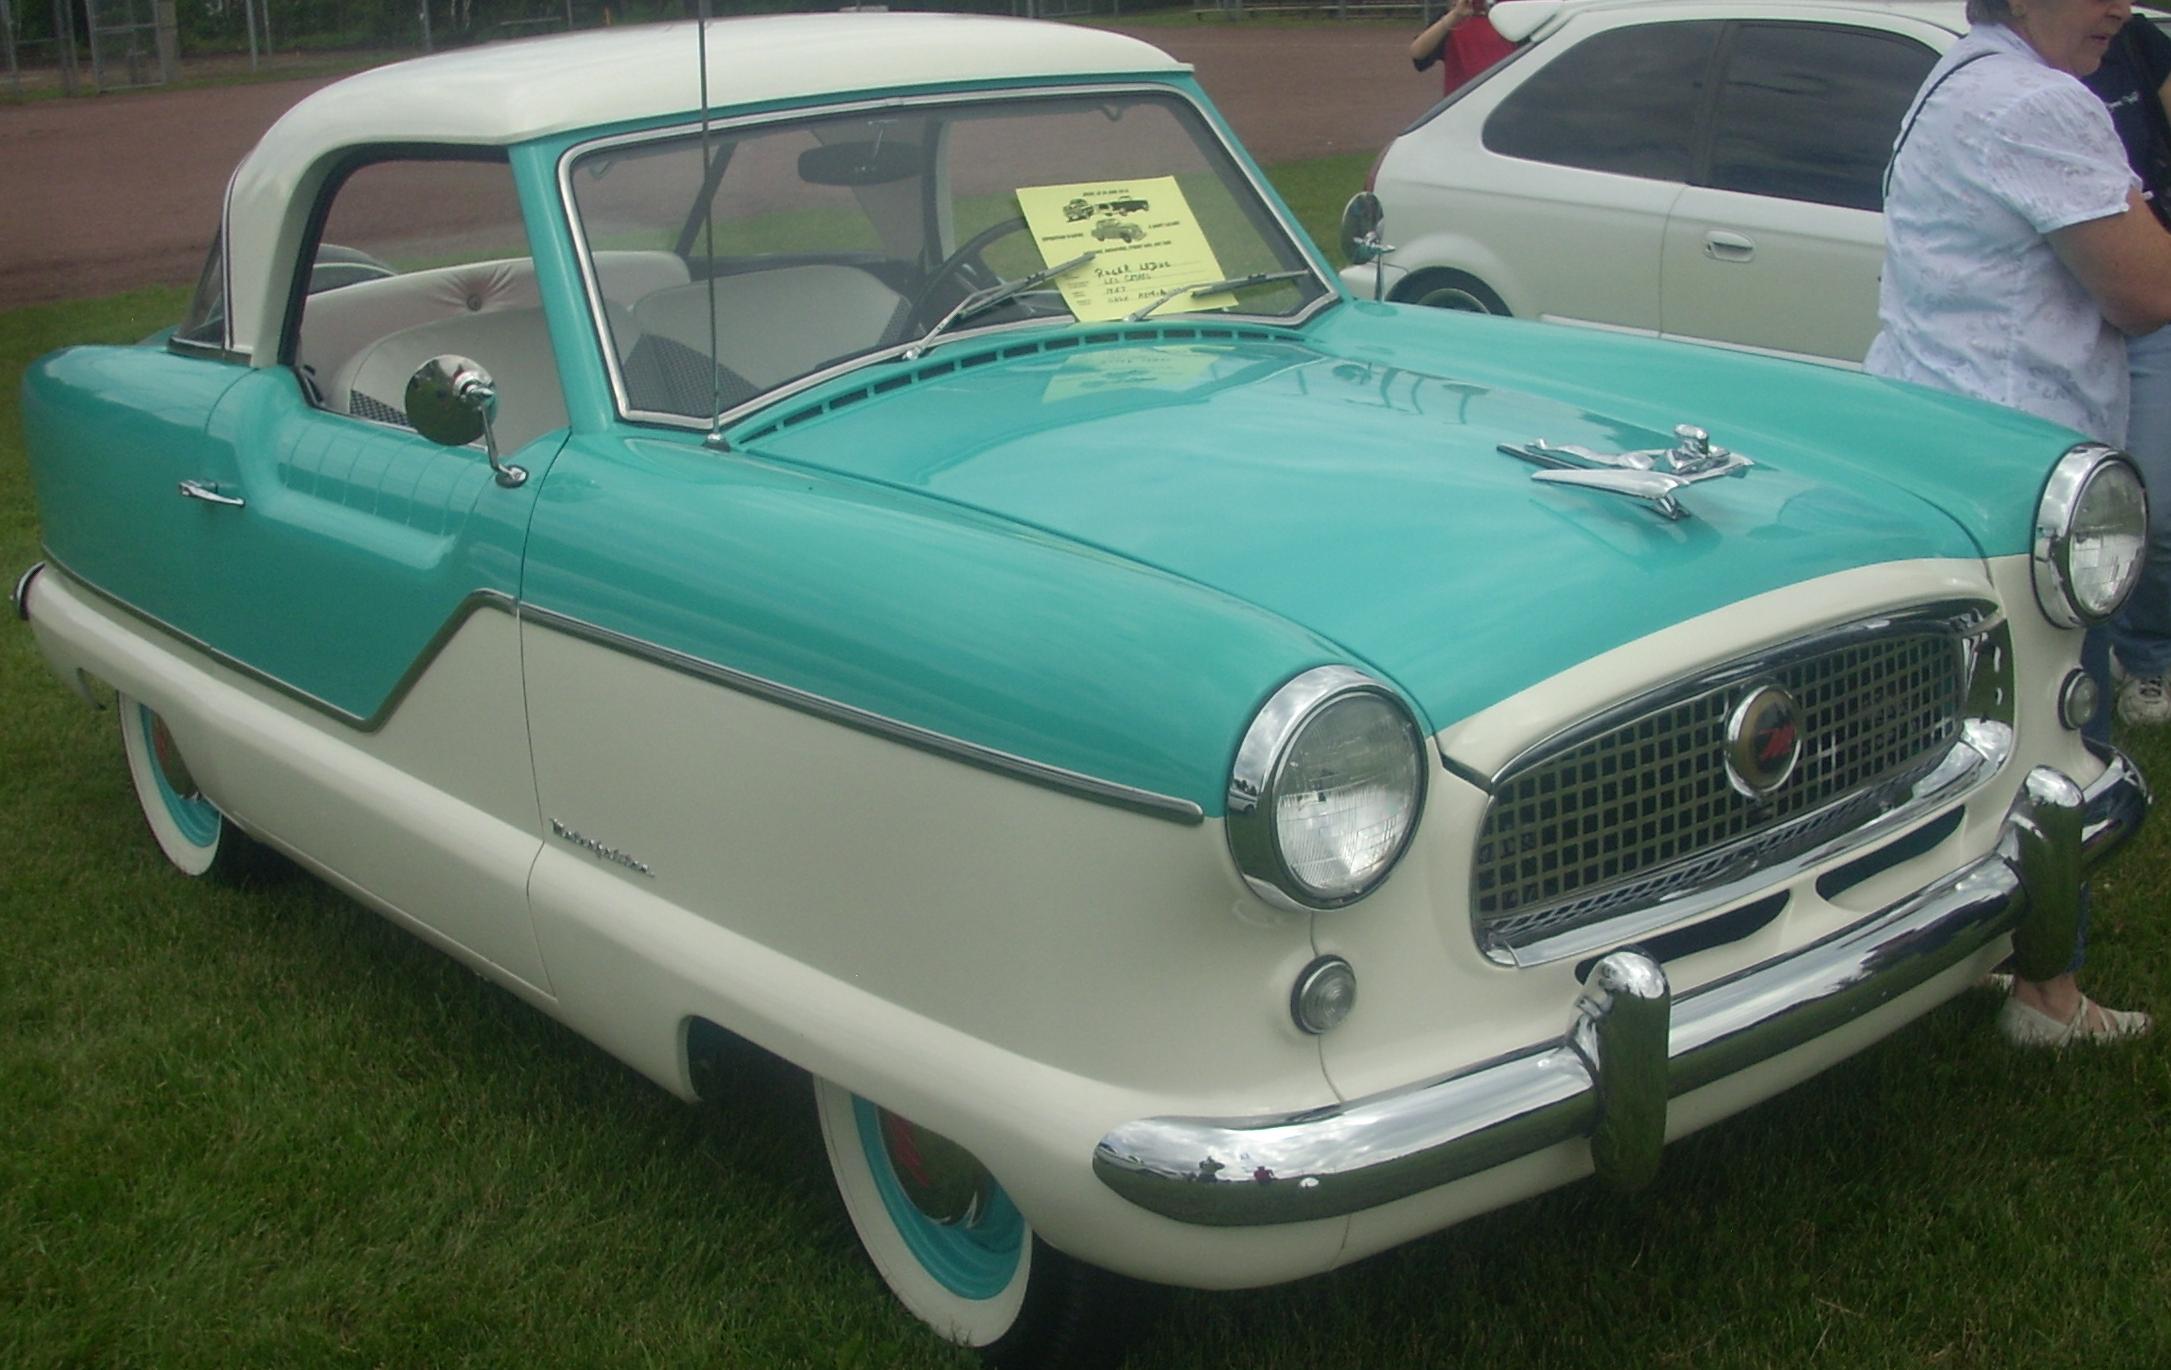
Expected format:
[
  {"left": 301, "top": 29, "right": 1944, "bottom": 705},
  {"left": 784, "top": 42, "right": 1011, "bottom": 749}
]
[
  {"left": 2050, "top": 189, "right": 2171, "bottom": 333},
  {"left": 1410, "top": 0, "right": 1474, "bottom": 66}
]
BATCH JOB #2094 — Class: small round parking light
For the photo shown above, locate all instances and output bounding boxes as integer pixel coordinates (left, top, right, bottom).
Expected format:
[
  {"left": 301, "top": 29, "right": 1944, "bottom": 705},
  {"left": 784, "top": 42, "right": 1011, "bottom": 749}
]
[
  {"left": 1291, "top": 956, "right": 1358, "bottom": 1035},
  {"left": 2059, "top": 669, "right": 2101, "bottom": 733}
]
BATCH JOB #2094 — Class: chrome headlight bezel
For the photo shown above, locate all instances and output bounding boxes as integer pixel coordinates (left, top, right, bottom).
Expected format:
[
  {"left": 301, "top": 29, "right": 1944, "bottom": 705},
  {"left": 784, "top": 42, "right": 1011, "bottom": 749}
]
[
  {"left": 2033, "top": 443, "right": 2148, "bottom": 629},
  {"left": 1227, "top": 665, "right": 1428, "bottom": 912}
]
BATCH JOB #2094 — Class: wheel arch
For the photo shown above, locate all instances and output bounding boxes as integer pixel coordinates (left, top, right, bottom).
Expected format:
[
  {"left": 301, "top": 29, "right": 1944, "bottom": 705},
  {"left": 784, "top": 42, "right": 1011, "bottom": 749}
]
[{"left": 1380, "top": 232, "right": 1527, "bottom": 315}]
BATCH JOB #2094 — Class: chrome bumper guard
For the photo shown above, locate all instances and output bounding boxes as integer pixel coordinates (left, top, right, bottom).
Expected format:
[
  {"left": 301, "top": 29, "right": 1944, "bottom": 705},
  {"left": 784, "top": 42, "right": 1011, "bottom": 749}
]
[
  {"left": 1094, "top": 752, "right": 2149, "bottom": 1227},
  {"left": 12, "top": 561, "right": 42, "bottom": 623}
]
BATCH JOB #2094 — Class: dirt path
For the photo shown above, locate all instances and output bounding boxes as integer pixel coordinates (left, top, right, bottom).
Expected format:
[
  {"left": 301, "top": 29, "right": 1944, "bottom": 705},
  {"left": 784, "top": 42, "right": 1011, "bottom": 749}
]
[{"left": 0, "top": 21, "right": 1435, "bottom": 311}]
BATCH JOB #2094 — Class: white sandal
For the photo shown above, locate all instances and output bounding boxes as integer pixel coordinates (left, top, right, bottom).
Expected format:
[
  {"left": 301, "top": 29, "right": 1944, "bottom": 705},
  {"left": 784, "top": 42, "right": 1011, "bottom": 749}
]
[{"left": 1997, "top": 993, "right": 2152, "bottom": 1048}]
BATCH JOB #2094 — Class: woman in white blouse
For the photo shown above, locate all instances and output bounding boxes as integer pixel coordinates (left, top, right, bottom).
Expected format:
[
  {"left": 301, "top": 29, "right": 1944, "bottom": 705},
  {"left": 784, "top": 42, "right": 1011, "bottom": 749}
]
[{"left": 1870, "top": 0, "right": 2171, "bottom": 1044}]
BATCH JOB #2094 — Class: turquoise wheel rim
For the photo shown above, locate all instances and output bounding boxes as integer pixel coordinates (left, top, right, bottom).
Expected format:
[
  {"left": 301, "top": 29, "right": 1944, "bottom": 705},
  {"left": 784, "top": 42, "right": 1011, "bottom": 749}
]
[
  {"left": 138, "top": 707, "right": 221, "bottom": 848},
  {"left": 852, "top": 1096, "right": 1024, "bottom": 1300}
]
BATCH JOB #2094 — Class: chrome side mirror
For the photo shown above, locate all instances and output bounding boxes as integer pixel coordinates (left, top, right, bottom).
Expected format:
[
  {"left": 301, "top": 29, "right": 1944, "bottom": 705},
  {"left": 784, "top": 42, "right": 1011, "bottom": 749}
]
[
  {"left": 1338, "top": 192, "right": 1394, "bottom": 301},
  {"left": 405, "top": 354, "right": 527, "bottom": 488}
]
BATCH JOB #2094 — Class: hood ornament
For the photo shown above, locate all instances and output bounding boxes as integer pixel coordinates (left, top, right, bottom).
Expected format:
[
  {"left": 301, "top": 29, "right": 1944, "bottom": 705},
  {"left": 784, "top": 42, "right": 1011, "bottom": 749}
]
[{"left": 1498, "top": 425, "right": 1754, "bottom": 521}]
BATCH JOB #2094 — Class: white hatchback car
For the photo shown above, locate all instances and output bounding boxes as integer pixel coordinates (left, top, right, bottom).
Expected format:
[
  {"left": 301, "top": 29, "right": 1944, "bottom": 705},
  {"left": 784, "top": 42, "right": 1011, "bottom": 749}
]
[{"left": 1347, "top": 0, "right": 1971, "bottom": 365}]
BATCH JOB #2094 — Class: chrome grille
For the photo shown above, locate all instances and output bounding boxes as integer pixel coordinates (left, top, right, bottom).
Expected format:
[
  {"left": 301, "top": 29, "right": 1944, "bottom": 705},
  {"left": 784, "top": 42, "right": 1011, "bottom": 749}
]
[{"left": 1473, "top": 617, "right": 1984, "bottom": 958}]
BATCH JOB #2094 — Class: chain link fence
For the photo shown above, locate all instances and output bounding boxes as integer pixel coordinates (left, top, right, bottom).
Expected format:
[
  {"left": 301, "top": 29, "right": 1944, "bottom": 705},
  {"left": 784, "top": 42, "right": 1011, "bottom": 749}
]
[{"left": 2, "top": 0, "right": 1415, "bottom": 98}]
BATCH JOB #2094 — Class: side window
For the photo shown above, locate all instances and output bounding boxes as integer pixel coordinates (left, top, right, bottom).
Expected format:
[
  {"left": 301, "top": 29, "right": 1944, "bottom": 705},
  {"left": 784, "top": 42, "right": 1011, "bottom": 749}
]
[
  {"left": 568, "top": 123, "right": 904, "bottom": 417},
  {"left": 1704, "top": 24, "right": 1937, "bottom": 211},
  {"left": 1483, "top": 21, "right": 1722, "bottom": 182},
  {"left": 292, "top": 155, "right": 567, "bottom": 451},
  {"left": 174, "top": 233, "right": 227, "bottom": 352}
]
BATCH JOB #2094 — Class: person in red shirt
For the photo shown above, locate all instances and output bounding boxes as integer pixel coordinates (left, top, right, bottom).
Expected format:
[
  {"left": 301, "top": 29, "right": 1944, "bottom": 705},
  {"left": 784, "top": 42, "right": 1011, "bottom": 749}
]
[{"left": 1409, "top": 0, "right": 1516, "bottom": 97}]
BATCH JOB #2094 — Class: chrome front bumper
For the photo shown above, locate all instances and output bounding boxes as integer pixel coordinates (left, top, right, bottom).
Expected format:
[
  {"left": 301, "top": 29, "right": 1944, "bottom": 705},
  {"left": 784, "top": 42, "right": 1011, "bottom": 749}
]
[{"left": 1094, "top": 752, "right": 2148, "bottom": 1227}]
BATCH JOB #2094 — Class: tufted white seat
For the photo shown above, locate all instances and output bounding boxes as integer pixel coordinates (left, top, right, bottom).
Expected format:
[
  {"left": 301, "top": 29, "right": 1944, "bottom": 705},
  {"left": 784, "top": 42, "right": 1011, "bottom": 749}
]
[
  {"left": 630, "top": 264, "right": 908, "bottom": 398},
  {"left": 334, "top": 307, "right": 568, "bottom": 453},
  {"left": 302, "top": 250, "right": 691, "bottom": 423},
  {"left": 299, "top": 257, "right": 543, "bottom": 397}
]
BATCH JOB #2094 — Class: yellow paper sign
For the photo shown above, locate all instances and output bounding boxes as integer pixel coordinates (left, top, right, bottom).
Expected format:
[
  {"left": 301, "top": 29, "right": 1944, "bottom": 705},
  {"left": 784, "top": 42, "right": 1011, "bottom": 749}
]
[{"left": 1015, "top": 177, "right": 1235, "bottom": 323}]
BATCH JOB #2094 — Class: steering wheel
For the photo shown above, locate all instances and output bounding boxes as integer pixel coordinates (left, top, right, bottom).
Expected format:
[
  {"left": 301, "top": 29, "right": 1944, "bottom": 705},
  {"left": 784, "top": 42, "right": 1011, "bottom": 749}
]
[{"left": 894, "top": 215, "right": 1037, "bottom": 340}]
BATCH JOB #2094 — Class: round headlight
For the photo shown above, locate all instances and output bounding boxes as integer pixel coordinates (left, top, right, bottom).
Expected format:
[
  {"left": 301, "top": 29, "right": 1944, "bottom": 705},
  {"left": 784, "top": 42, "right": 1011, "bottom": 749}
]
[
  {"left": 1228, "top": 666, "right": 1427, "bottom": 910},
  {"left": 2034, "top": 444, "right": 2147, "bottom": 628}
]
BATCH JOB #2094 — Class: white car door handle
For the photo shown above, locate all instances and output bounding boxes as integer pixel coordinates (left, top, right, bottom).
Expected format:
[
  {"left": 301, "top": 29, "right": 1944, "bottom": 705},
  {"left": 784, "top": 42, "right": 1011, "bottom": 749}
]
[
  {"left": 1703, "top": 231, "right": 1755, "bottom": 262},
  {"left": 177, "top": 479, "right": 246, "bottom": 508}
]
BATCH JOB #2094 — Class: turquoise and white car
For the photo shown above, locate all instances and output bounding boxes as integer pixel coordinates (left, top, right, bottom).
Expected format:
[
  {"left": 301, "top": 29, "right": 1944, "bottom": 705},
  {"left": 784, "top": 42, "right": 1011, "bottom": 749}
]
[{"left": 13, "top": 13, "right": 2153, "bottom": 1365}]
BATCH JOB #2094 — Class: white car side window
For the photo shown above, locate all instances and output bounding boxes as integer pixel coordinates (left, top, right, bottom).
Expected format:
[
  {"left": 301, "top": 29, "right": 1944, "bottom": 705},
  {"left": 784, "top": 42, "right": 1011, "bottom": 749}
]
[{"left": 1483, "top": 21, "right": 1723, "bottom": 182}]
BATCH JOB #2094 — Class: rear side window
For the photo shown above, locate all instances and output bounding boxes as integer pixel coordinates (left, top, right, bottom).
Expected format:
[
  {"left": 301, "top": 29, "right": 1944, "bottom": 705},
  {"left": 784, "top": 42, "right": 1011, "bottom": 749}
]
[
  {"left": 1704, "top": 23, "right": 1937, "bottom": 211},
  {"left": 1483, "top": 21, "right": 1721, "bottom": 182}
]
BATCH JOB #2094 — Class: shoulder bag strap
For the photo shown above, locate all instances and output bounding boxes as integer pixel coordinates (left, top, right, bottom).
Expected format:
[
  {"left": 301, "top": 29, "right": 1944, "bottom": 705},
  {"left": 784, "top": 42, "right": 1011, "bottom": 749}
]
[{"left": 1884, "top": 51, "right": 2000, "bottom": 202}]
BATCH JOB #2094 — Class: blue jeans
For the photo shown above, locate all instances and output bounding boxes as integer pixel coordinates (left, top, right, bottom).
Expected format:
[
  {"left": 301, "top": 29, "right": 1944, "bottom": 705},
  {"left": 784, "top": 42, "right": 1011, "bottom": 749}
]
[
  {"left": 2109, "top": 325, "right": 2171, "bottom": 676},
  {"left": 2068, "top": 626, "right": 2113, "bottom": 974}
]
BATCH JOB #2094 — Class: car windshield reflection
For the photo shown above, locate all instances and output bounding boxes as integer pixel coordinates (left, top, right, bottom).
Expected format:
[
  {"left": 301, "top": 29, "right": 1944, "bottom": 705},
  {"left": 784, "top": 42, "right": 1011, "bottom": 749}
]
[{"left": 564, "top": 88, "right": 1328, "bottom": 423}]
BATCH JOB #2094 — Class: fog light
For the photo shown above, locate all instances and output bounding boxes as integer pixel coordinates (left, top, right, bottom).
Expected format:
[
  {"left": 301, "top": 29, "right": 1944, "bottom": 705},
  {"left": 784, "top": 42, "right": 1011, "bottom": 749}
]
[
  {"left": 2059, "top": 669, "right": 2101, "bottom": 732},
  {"left": 1291, "top": 956, "right": 1357, "bottom": 1035}
]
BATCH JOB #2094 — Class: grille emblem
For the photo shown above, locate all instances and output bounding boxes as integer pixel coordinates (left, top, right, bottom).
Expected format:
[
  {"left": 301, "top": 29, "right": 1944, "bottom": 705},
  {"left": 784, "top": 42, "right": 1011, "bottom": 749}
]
[{"left": 1725, "top": 685, "right": 1803, "bottom": 799}]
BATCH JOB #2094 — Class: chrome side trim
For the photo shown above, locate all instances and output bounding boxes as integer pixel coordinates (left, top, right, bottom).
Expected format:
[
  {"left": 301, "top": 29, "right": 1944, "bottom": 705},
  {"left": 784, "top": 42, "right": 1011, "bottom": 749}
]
[
  {"left": 12, "top": 561, "right": 42, "bottom": 622},
  {"left": 37, "top": 553, "right": 517, "bottom": 732},
  {"left": 1092, "top": 747, "right": 2146, "bottom": 1226},
  {"left": 37, "top": 557, "right": 1203, "bottom": 825},
  {"left": 519, "top": 605, "right": 1206, "bottom": 826}
]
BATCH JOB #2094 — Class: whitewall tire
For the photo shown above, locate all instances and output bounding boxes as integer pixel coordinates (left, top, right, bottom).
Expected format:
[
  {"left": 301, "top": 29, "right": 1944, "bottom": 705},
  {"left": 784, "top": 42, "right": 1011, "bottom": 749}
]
[
  {"left": 812, "top": 1076, "right": 1140, "bottom": 1366},
  {"left": 117, "top": 692, "right": 271, "bottom": 880}
]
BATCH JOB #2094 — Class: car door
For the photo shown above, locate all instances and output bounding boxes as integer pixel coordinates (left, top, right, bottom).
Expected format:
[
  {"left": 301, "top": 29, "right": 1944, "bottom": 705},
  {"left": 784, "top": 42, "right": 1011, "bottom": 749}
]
[
  {"left": 1461, "top": 17, "right": 1724, "bottom": 331},
  {"left": 184, "top": 152, "right": 563, "bottom": 989},
  {"left": 1659, "top": 19, "right": 1942, "bottom": 364}
]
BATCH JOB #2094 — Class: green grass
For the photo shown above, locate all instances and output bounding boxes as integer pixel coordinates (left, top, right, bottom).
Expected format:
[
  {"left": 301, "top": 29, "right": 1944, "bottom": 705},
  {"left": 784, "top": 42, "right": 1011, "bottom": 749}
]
[{"left": 7, "top": 166, "right": 2171, "bottom": 1369}]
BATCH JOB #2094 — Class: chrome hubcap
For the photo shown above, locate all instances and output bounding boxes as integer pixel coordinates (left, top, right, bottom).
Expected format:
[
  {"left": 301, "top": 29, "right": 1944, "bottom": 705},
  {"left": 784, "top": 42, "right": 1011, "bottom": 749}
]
[
  {"left": 148, "top": 715, "right": 200, "bottom": 800},
  {"left": 1416, "top": 286, "right": 1492, "bottom": 313},
  {"left": 877, "top": 1109, "right": 997, "bottom": 1228}
]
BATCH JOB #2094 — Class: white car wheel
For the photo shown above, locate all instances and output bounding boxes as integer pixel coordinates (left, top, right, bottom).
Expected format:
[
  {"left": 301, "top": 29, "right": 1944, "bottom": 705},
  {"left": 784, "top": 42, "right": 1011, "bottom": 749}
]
[
  {"left": 117, "top": 692, "right": 267, "bottom": 879},
  {"left": 1403, "top": 270, "right": 1510, "bottom": 316},
  {"left": 812, "top": 1075, "right": 1132, "bottom": 1365}
]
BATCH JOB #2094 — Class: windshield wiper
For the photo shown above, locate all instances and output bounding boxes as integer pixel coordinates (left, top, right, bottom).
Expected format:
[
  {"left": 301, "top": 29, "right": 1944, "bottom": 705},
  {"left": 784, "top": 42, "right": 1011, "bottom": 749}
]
[
  {"left": 1124, "top": 269, "right": 1314, "bottom": 322},
  {"left": 902, "top": 252, "right": 1098, "bottom": 360}
]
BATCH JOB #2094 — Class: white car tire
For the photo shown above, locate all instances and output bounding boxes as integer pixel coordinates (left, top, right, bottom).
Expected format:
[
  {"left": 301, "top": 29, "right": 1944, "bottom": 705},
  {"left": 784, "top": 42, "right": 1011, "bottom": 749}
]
[
  {"left": 1400, "top": 269, "right": 1510, "bottom": 316},
  {"left": 812, "top": 1075, "right": 1139, "bottom": 1366},
  {"left": 117, "top": 692, "right": 274, "bottom": 880}
]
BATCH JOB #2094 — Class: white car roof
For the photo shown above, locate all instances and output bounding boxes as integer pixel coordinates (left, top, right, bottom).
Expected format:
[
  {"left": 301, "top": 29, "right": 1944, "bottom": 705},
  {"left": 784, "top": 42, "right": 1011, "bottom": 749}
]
[
  {"left": 1489, "top": 0, "right": 1971, "bottom": 44},
  {"left": 223, "top": 14, "right": 1187, "bottom": 360}
]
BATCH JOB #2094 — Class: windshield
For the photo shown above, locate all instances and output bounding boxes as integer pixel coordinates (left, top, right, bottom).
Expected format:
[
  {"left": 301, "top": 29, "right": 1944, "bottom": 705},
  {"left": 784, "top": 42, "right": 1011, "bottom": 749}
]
[{"left": 564, "top": 88, "right": 1327, "bottom": 423}]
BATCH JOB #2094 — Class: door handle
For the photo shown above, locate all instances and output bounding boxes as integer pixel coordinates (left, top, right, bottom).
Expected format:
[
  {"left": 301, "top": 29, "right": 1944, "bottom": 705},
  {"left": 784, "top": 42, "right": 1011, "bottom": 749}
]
[
  {"left": 1703, "top": 231, "right": 1755, "bottom": 262},
  {"left": 177, "top": 479, "right": 245, "bottom": 509}
]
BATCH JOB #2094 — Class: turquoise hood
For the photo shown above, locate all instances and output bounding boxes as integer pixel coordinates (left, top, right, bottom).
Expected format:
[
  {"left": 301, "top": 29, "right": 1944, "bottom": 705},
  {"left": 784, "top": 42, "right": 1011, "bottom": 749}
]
[{"left": 737, "top": 303, "right": 2069, "bottom": 732}]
